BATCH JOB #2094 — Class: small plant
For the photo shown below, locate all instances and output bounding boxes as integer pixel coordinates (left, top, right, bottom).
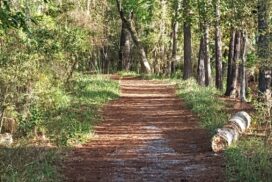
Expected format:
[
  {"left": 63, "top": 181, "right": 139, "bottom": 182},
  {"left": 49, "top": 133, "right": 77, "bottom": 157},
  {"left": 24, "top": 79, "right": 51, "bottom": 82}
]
[{"left": 18, "top": 106, "right": 43, "bottom": 137}]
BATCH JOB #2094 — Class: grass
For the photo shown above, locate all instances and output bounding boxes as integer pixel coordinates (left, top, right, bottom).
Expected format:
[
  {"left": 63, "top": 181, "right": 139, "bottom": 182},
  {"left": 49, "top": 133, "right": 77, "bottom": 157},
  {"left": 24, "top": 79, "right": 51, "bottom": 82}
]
[
  {"left": 174, "top": 78, "right": 272, "bottom": 182},
  {"left": 0, "top": 73, "right": 120, "bottom": 181},
  {"left": 174, "top": 78, "right": 228, "bottom": 134},
  {"left": 225, "top": 138, "right": 272, "bottom": 182},
  {"left": 117, "top": 71, "right": 140, "bottom": 77},
  {"left": 45, "top": 74, "right": 119, "bottom": 146},
  {"left": 0, "top": 147, "right": 60, "bottom": 182}
]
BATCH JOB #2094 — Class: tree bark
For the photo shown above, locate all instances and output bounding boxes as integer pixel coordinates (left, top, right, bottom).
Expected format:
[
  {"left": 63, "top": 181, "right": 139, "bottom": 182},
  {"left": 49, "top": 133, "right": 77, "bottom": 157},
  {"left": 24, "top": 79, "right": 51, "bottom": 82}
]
[
  {"left": 240, "top": 32, "right": 247, "bottom": 101},
  {"left": 198, "top": 0, "right": 211, "bottom": 86},
  {"left": 214, "top": 0, "right": 223, "bottom": 90},
  {"left": 183, "top": 0, "right": 193, "bottom": 80},
  {"left": 229, "top": 31, "right": 241, "bottom": 98},
  {"left": 115, "top": 0, "right": 151, "bottom": 74},
  {"left": 257, "top": 0, "right": 271, "bottom": 93},
  {"left": 225, "top": 28, "right": 236, "bottom": 96},
  {"left": 171, "top": 0, "right": 180, "bottom": 76},
  {"left": 118, "top": 22, "right": 131, "bottom": 71},
  {"left": 204, "top": 25, "right": 212, "bottom": 86},
  {"left": 198, "top": 37, "right": 206, "bottom": 86}
]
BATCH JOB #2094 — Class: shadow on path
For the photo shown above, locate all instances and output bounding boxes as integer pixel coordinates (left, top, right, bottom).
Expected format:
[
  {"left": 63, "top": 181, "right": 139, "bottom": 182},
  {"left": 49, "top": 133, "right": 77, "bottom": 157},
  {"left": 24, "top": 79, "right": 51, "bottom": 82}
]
[{"left": 62, "top": 79, "right": 225, "bottom": 182}]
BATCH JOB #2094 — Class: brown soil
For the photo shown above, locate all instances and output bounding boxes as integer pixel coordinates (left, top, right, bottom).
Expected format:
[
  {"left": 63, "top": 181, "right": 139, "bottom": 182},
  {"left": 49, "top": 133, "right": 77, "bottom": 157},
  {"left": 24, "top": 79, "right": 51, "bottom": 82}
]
[
  {"left": 219, "top": 96, "right": 254, "bottom": 115},
  {"left": 62, "top": 79, "right": 225, "bottom": 182}
]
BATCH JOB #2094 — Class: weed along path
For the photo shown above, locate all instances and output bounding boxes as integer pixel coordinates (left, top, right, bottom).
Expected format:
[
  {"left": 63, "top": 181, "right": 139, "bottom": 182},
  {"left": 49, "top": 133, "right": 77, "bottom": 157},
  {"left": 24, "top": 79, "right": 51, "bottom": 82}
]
[{"left": 62, "top": 79, "right": 225, "bottom": 182}]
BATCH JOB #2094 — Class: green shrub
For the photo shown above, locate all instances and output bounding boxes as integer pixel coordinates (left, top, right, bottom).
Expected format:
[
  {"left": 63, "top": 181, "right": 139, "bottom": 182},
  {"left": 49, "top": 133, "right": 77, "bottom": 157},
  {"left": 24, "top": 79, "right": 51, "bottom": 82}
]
[{"left": 42, "top": 74, "right": 119, "bottom": 146}]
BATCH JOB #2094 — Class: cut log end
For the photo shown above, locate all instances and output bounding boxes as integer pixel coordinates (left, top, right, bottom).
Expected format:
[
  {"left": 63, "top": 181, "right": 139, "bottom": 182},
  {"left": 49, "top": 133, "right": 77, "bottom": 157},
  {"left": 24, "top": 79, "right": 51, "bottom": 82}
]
[
  {"left": 211, "top": 111, "right": 251, "bottom": 153},
  {"left": 212, "top": 135, "right": 228, "bottom": 153}
]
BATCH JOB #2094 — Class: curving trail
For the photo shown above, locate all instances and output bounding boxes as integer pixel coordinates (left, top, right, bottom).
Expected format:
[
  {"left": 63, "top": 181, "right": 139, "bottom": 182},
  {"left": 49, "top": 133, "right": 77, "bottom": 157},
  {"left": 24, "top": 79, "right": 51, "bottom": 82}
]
[{"left": 63, "top": 78, "right": 225, "bottom": 182}]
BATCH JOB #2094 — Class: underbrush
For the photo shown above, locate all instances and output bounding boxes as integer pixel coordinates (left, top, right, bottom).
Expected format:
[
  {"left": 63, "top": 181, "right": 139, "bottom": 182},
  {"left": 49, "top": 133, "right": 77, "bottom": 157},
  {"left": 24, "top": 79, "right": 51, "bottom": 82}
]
[
  {"left": 44, "top": 74, "right": 119, "bottom": 146},
  {"left": 175, "top": 78, "right": 272, "bottom": 182},
  {"left": 0, "top": 147, "right": 60, "bottom": 182},
  {"left": 117, "top": 71, "right": 140, "bottom": 77},
  {"left": 226, "top": 138, "right": 272, "bottom": 182},
  {"left": 0, "top": 74, "right": 119, "bottom": 181}
]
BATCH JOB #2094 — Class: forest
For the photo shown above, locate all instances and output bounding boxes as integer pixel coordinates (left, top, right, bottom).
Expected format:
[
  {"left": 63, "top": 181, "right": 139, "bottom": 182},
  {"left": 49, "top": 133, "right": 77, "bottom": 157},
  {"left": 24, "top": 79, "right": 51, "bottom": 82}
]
[{"left": 0, "top": 0, "right": 271, "bottom": 181}]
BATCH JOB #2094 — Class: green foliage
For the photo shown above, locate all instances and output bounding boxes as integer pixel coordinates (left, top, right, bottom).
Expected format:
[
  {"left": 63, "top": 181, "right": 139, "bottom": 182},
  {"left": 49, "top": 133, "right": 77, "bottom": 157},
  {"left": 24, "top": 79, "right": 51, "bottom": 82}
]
[
  {"left": 175, "top": 78, "right": 228, "bottom": 134},
  {"left": 122, "top": 0, "right": 157, "bottom": 23},
  {"left": 0, "top": 74, "right": 119, "bottom": 181},
  {"left": 0, "top": 147, "right": 60, "bottom": 182},
  {"left": 43, "top": 74, "right": 119, "bottom": 146},
  {"left": 0, "top": 0, "right": 34, "bottom": 32},
  {"left": 225, "top": 138, "right": 272, "bottom": 182},
  {"left": 0, "top": 1, "right": 120, "bottom": 180},
  {"left": 14, "top": 73, "right": 119, "bottom": 146},
  {"left": 118, "top": 71, "right": 140, "bottom": 77}
]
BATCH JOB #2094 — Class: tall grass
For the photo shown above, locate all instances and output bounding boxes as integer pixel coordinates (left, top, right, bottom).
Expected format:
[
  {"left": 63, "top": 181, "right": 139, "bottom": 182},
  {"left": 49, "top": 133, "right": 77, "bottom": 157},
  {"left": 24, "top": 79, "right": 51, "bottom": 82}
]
[
  {"left": 226, "top": 138, "right": 272, "bottom": 182},
  {"left": 175, "top": 78, "right": 228, "bottom": 134},
  {"left": 0, "top": 73, "right": 119, "bottom": 181}
]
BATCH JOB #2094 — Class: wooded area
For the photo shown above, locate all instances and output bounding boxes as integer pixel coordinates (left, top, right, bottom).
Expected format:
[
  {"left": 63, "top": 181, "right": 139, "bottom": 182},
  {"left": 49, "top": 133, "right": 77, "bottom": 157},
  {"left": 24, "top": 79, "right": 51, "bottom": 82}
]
[{"left": 0, "top": 0, "right": 271, "bottom": 181}]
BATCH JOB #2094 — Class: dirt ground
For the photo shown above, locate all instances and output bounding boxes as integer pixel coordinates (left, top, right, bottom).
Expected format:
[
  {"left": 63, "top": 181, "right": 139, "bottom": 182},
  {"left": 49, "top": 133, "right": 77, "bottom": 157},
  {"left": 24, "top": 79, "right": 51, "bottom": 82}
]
[{"left": 62, "top": 78, "right": 225, "bottom": 182}]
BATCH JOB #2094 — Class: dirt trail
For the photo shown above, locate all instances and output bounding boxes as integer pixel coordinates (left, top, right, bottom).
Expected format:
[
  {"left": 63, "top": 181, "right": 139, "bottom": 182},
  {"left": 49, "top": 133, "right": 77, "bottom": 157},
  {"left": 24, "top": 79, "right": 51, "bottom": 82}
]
[{"left": 63, "top": 79, "right": 225, "bottom": 182}]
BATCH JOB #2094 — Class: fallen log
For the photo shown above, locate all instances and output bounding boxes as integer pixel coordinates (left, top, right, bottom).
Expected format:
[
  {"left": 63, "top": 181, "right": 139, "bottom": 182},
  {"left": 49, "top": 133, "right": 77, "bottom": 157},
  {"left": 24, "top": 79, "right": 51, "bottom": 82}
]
[{"left": 212, "top": 111, "right": 251, "bottom": 153}]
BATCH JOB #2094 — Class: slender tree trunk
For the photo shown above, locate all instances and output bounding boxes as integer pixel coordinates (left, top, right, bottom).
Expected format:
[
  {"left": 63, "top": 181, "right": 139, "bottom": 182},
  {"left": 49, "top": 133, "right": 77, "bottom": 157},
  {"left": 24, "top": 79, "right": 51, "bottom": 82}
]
[
  {"left": 240, "top": 32, "right": 247, "bottom": 101},
  {"left": 118, "top": 22, "right": 131, "bottom": 71},
  {"left": 0, "top": 107, "right": 5, "bottom": 133},
  {"left": 225, "top": 28, "right": 236, "bottom": 96},
  {"left": 101, "top": 46, "right": 109, "bottom": 74},
  {"left": 86, "top": 0, "right": 91, "bottom": 14},
  {"left": 257, "top": 0, "right": 271, "bottom": 93},
  {"left": 198, "top": 0, "right": 211, "bottom": 86},
  {"left": 115, "top": 0, "right": 151, "bottom": 74},
  {"left": 159, "top": 0, "right": 167, "bottom": 76},
  {"left": 214, "top": 0, "right": 223, "bottom": 90},
  {"left": 230, "top": 31, "right": 242, "bottom": 98},
  {"left": 198, "top": 37, "right": 206, "bottom": 86},
  {"left": 171, "top": 0, "right": 180, "bottom": 75},
  {"left": 66, "top": 54, "right": 78, "bottom": 83},
  {"left": 183, "top": 0, "right": 193, "bottom": 80},
  {"left": 171, "top": 20, "right": 178, "bottom": 75},
  {"left": 204, "top": 25, "right": 212, "bottom": 86}
]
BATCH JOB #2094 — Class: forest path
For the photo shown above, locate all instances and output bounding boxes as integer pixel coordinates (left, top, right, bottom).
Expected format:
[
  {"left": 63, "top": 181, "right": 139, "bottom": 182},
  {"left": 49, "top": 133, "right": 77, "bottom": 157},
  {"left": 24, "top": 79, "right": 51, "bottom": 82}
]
[{"left": 63, "top": 78, "right": 225, "bottom": 182}]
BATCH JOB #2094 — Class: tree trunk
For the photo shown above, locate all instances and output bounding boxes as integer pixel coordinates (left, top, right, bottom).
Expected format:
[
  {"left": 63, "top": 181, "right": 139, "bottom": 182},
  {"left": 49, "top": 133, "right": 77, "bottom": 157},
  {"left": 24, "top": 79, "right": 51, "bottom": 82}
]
[
  {"left": 198, "top": 0, "right": 211, "bottom": 86},
  {"left": 204, "top": 24, "right": 212, "bottom": 86},
  {"left": 171, "top": 0, "right": 180, "bottom": 76},
  {"left": 0, "top": 107, "right": 5, "bottom": 133},
  {"left": 229, "top": 31, "right": 241, "bottom": 98},
  {"left": 171, "top": 19, "right": 178, "bottom": 75},
  {"left": 183, "top": 0, "right": 193, "bottom": 80},
  {"left": 225, "top": 29, "right": 236, "bottom": 96},
  {"left": 198, "top": 36, "right": 205, "bottom": 86},
  {"left": 118, "top": 22, "right": 131, "bottom": 71},
  {"left": 257, "top": 0, "right": 271, "bottom": 93},
  {"left": 214, "top": 0, "right": 223, "bottom": 90},
  {"left": 240, "top": 32, "right": 247, "bottom": 101},
  {"left": 101, "top": 46, "right": 109, "bottom": 74},
  {"left": 115, "top": 0, "right": 151, "bottom": 74}
]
